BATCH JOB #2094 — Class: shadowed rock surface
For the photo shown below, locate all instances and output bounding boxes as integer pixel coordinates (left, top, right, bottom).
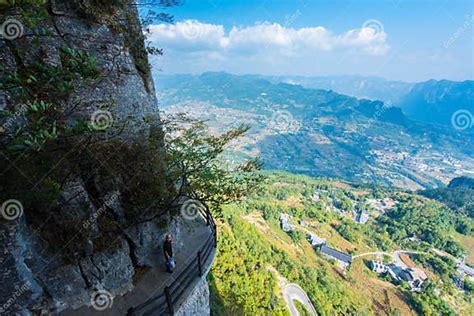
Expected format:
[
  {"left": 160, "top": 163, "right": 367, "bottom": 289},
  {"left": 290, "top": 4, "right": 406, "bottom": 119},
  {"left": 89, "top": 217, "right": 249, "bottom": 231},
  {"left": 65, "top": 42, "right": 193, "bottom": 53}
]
[{"left": 0, "top": 1, "right": 185, "bottom": 314}]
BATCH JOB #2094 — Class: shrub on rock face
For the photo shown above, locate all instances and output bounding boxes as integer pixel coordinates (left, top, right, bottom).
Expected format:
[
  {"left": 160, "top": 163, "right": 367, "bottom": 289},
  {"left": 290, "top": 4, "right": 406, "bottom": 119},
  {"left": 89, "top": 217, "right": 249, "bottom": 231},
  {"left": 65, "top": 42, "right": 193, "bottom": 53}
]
[
  {"left": 0, "top": 1, "right": 263, "bottom": 313},
  {"left": 0, "top": 1, "right": 169, "bottom": 313}
]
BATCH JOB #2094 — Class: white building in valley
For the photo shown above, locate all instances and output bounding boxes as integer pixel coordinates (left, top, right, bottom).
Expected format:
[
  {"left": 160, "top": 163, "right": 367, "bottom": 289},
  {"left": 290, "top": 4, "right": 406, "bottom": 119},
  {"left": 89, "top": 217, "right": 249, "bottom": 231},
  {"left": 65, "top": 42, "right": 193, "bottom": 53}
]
[
  {"left": 306, "top": 233, "right": 326, "bottom": 248},
  {"left": 280, "top": 213, "right": 294, "bottom": 232},
  {"left": 370, "top": 261, "right": 389, "bottom": 274}
]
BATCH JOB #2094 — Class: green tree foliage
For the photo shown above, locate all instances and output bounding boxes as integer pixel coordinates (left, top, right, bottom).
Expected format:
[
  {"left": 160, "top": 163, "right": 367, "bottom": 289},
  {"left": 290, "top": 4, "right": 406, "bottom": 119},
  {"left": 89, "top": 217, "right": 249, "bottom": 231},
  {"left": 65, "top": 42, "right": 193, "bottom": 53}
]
[
  {"left": 289, "top": 229, "right": 304, "bottom": 243},
  {"left": 294, "top": 300, "right": 312, "bottom": 316},
  {"left": 421, "top": 187, "right": 474, "bottom": 218},
  {"left": 209, "top": 206, "right": 288, "bottom": 315},
  {"left": 211, "top": 207, "right": 371, "bottom": 315},
  {"left": 0, "top": 2, "right": 262, "bottom": 261},
  {"left": 413, "top": 254, "right": 456, "bottom": 280},
  {"left": 378, "top": 196, "right": 466, "bottom": 257},
  {"left": 209, "top": 172, "right": 471, "bottom": 314},
  {"left": 209, "top": 174, "right": 374, "bottom": 315},
  {"left": 336, "top": 196, "right": 354, "bottom": 212},
  {"left": 335, "top": 219, "right": 360, "bottom": 243},
  {"left": 420, "top": 186, "right": 474, "bottom": 236},
  {"left": 406, "top": 281, "right": 456, "bottom": 315},
  {"left": 465, "top": 279, "right": 474, "bottom": 294},
  {"left": 160, "top": 114, "right": 264, "bottom": 217}
]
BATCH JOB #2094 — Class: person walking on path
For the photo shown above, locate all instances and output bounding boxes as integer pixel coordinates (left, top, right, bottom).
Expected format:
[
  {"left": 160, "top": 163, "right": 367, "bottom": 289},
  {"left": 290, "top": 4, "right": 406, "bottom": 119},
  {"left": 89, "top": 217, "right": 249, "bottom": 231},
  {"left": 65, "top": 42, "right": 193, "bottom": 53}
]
[{"left": 163, "top": 234, "right": 175, "bottom": 273}]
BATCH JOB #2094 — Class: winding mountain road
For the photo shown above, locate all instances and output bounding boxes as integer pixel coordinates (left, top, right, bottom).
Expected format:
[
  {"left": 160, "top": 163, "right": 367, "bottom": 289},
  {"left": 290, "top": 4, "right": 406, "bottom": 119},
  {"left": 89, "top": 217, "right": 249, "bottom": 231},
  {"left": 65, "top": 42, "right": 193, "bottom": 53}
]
[
  {"left": 268, "top": 266, "right": 317, "bottom": 316},
  {"left": 282, "top": 283, "right": 317, "bottom": 316}
]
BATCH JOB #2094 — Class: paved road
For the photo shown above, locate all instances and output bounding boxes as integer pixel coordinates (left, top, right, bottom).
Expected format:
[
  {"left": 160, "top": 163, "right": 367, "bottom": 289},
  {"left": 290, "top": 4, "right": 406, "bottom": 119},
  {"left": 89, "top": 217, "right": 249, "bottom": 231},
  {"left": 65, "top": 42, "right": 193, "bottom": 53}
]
[
  {"left": 432, "top": 248, "right": 472, "bottom": 277},
  {"left": 268, "top": 267, "right": 317, "bottom": 316},
  {"left": 282, "top": 283, "right": 317, "bottom": 316},
  {"left": 352, "top": 251, "right": 391, "bottom": 259},
  {"left": 392, "top": 250, "right": 425, "bottom": 268}
]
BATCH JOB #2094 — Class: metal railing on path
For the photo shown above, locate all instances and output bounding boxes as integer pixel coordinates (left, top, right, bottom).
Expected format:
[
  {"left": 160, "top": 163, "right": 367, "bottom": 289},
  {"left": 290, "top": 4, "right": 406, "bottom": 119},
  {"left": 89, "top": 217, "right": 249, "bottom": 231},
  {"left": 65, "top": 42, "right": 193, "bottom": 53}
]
[{"left": 128, "top": 208, "right": 217, "bottom": 316}]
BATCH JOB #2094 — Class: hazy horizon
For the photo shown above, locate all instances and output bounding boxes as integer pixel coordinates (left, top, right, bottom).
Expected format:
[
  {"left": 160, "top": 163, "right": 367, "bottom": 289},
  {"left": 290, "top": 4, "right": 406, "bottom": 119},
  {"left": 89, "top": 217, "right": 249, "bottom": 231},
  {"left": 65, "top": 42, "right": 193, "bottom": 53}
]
[
  {"left": 143, "top": 0, "right": 474, "bottom": 82},
  {"left": 153, "top": 70, "right": 474, "bottom": 84}
]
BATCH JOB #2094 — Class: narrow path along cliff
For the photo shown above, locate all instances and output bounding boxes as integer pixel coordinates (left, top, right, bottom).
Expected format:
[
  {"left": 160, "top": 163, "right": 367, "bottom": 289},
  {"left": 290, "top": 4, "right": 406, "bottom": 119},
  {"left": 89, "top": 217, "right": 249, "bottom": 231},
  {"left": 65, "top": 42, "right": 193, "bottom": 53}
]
[{"left": 62, "top": 218, "right": 212, "bottom": 316}]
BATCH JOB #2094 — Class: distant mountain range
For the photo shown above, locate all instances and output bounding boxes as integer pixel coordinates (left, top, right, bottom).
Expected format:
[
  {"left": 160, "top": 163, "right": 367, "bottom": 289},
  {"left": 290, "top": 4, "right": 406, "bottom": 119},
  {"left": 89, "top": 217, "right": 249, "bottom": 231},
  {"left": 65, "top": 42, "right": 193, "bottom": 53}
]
[
  {"left": 262, "top": 75, "right": 414, "bottom": 105},
  {"left": 155, "top": 72, "right": 474, "bottom": 189},
  {"left": 397, "top": 80, "right": 474, "bottom": 127},
  {"left": 262, "top": 75, "right": 474, "bottom": 129}
]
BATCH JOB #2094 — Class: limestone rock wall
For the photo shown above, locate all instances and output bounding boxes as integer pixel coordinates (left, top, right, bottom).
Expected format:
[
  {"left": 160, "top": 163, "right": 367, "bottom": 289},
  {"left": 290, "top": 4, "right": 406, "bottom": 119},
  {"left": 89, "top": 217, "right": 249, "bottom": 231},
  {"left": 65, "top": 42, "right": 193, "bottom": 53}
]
[
  {"left": 0, "top": 1, "right": 177, "bottom": 314},
  {"left": 174, "top": 277, "right": 211, "bottom": 316}
]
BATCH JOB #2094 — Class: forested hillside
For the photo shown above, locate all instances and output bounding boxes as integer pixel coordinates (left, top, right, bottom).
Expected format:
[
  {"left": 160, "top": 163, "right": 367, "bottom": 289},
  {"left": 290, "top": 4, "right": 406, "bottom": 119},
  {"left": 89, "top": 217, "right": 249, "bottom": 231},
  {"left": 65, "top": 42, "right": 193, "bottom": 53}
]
[
  {"left": 421, "top": 176, "right": 474, "bottom": 219},
  {"left": 209, "top": 172, "right": 474, "bottom": 315}
]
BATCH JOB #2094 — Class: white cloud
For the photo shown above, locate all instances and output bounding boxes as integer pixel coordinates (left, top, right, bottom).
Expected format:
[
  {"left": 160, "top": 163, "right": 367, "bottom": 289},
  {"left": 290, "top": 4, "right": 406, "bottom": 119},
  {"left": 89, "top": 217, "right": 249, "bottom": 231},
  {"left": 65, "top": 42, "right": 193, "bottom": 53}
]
[
  {"left": 147, "top": 20, "right": 390, "bottom": 56},
  {"left": 148, "top": 19, "right": 225, "bottom": 51}
]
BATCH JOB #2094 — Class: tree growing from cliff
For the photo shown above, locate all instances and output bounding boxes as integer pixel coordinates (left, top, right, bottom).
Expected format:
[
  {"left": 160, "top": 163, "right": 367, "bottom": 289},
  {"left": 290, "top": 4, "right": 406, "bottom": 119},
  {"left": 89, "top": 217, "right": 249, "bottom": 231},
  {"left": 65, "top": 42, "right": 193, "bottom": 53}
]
[
  {"left": 0, "top": 0, "right": 262, "bottom": 262},
  {"left": 0, "top": 0, "right": 185, "bottom": 260},
  {"left": 158, "top": 113, "right": 265, "bottom": 217}
]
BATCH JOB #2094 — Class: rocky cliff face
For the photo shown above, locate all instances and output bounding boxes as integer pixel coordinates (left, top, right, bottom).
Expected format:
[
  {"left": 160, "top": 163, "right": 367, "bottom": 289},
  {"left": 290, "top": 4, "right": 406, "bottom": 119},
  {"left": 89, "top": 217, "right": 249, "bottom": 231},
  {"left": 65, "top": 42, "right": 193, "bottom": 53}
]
[
  {"left": 0, "top": 1, "right": 183, "bottom": 314},
  {"left": 175, "top": 278, "right": 210, "bottom": 316}
]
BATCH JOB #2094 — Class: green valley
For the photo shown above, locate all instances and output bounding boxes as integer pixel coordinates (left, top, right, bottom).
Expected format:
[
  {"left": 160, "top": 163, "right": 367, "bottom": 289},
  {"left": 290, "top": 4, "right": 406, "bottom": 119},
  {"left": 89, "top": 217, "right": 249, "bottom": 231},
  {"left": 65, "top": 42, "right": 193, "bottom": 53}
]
[
  {"left": 208, "top": 172, "right": 474, "bottom": 315},
  {"left": 156, "top": 73, "right": 474, "bottom": 191}
]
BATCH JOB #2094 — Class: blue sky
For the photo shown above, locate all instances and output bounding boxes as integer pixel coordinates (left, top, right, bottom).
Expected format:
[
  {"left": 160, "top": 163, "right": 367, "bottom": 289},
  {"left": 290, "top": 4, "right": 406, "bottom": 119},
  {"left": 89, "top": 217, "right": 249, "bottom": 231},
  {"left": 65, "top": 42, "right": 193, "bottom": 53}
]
[{"left": 142, "top": 0, "right": 473, "bottom": 82}]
